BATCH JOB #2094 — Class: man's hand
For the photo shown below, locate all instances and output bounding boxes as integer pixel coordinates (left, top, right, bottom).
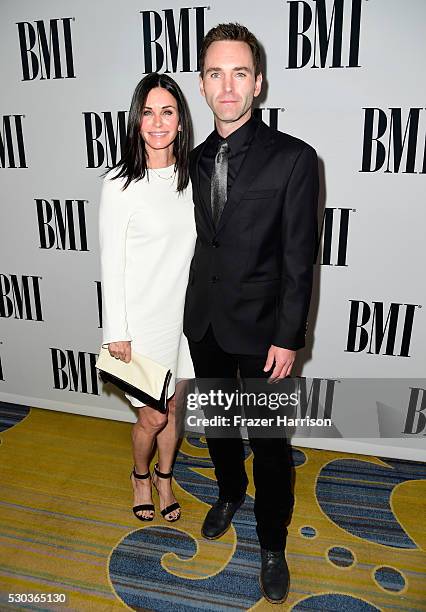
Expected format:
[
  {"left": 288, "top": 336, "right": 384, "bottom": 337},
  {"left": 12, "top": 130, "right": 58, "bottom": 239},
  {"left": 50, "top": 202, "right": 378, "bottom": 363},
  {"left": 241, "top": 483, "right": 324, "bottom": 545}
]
[
  {"left": 108, "top": 341, "right": 131, "bottom": 363},
  {"left": 263, "top": 345, "right": 296, "bottom": 381}
]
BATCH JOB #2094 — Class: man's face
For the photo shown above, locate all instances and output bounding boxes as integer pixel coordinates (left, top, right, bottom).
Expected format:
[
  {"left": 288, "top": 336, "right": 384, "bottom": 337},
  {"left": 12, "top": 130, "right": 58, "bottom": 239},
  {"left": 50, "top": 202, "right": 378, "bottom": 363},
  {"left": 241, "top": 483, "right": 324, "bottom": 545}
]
[{"left": 200, "top": 40, "right": 262, "bottom": 131}]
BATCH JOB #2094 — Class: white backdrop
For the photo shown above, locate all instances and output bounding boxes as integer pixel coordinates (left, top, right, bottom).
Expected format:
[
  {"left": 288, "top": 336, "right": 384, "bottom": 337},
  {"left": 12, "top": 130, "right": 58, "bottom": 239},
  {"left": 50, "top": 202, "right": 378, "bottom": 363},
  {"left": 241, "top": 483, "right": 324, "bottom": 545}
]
[{"left": 1, "top": 0, "right": 425, "bottom": 460}]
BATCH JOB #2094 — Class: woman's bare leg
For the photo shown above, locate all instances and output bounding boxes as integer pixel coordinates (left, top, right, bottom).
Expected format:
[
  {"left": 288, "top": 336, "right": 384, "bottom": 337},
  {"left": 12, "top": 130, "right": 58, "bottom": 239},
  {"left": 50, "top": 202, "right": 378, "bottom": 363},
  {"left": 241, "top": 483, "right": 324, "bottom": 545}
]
[
  {"left": 131, "top": 406, "right": 168, "bottom": 519},
  {"left": 153, "top": 380, "right": 188, "bottom": 519}
]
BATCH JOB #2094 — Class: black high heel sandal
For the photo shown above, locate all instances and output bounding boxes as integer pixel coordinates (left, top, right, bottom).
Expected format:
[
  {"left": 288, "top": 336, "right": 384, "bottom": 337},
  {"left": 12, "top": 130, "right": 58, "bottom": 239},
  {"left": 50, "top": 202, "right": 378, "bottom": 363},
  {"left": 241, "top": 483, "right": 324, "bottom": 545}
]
[
  {"left": 130, "top": 468, "right": 155, "bottom": 521},
  {"left": 152, "top": 463, "right": 181, "bottom": 522}
]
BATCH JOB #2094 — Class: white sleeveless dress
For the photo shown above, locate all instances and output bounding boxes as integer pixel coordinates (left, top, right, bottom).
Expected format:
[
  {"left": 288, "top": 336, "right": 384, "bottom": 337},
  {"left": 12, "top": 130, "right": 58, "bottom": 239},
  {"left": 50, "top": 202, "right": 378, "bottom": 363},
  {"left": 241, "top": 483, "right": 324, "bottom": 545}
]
[{"left": 99, "top": 166, "right": 196, "bottom": 406}]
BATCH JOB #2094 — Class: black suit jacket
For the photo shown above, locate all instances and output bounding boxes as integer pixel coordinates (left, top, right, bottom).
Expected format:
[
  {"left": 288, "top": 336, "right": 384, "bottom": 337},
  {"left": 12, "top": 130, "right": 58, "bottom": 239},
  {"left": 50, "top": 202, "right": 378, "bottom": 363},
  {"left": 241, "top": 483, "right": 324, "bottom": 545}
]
[{"left": 184, "top": 119, "right": 319, "bottom": 355}]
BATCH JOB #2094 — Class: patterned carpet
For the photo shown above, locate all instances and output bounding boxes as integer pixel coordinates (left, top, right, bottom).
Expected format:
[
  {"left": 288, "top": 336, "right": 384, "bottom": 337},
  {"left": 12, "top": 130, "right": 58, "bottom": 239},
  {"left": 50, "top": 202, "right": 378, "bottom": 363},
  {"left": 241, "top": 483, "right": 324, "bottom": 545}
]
[{"left": 0, "top": 401, "right": 425, "bottom": 611}]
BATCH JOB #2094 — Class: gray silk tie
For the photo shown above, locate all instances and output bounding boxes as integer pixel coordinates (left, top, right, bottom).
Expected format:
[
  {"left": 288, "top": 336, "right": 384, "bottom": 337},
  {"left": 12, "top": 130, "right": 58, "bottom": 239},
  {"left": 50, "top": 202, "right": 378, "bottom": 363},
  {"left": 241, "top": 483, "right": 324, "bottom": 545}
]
[{"left": 211, "top": 140, "right": 229, "bottom": 227}]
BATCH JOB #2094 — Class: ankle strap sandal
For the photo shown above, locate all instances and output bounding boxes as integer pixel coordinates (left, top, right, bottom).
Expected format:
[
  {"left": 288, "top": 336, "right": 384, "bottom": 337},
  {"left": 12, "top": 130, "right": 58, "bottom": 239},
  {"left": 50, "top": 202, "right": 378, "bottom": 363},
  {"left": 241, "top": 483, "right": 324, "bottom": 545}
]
[
  {"left": 130, "top": 467, "right": 155, "bottom": 522},
  {"left": 153, "top": 463, "right": 181, "bottom": 522}
]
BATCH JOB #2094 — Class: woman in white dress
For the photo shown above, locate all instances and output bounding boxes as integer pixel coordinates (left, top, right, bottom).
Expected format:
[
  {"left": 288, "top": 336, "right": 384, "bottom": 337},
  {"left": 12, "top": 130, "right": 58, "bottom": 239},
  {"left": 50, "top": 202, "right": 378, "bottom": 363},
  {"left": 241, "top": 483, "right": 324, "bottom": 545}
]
[{"left": 99, "top": 74, "right": 196, "bottom": 522}]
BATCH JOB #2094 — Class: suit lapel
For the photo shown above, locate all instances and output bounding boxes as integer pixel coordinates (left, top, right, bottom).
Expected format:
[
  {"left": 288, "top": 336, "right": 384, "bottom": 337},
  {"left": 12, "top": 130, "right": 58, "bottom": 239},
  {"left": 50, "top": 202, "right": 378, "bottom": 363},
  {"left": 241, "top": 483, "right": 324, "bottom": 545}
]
[
  {"left": 192, "top": 121, "right": 276, "bottom": 236},
  {"left": 216, "top": 121, "right": 275, "bottom": 235}
]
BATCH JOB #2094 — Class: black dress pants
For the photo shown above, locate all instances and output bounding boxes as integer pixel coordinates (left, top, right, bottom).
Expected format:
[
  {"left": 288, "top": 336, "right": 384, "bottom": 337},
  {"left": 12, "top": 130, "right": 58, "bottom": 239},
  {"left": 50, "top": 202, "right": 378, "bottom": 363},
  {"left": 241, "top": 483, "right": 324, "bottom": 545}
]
[{"left": 188, "top": 325, "right": 294, "bottom": 551}]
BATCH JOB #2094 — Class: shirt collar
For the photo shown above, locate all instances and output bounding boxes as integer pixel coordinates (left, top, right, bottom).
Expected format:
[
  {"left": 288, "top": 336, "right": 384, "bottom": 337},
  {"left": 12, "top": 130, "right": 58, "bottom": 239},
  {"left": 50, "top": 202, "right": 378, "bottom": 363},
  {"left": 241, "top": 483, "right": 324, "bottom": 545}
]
[{"left": 209, "top": 114, "right": 258, "bottom": 154}]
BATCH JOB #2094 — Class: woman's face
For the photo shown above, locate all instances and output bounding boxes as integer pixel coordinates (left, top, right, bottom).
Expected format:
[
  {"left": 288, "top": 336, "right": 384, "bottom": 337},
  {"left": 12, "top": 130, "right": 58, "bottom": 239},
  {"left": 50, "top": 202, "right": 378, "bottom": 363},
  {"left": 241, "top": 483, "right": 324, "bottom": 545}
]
[{"left": 140, "top": 86, "right": 180, "bottom": 156}]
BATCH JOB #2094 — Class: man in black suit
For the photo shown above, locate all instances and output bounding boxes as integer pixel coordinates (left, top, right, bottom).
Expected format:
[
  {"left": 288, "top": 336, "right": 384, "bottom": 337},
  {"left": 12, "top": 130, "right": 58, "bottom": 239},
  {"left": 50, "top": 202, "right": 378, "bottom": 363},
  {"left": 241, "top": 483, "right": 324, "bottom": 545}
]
[{"left": 184, "top": 23, "right": 318, "bottom": 604}]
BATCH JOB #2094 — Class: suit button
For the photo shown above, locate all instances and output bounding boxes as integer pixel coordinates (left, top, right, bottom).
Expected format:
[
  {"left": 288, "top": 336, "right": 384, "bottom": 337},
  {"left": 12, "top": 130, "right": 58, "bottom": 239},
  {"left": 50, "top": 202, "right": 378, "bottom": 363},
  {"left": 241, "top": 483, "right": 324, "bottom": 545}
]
[
  {"left": 212, "top": 240, "right": 219, "bottom": 248},
  {"left": 211, "top": 275, "right": 219, "bottom": 283}
]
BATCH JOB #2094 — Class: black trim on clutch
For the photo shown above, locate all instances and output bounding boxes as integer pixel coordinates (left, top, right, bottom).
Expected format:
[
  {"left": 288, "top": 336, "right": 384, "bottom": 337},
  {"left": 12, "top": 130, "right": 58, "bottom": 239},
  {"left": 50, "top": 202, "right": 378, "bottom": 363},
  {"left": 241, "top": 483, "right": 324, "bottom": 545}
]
[{"left": 97, "top": 369, "right": 172, "bottom": 414}]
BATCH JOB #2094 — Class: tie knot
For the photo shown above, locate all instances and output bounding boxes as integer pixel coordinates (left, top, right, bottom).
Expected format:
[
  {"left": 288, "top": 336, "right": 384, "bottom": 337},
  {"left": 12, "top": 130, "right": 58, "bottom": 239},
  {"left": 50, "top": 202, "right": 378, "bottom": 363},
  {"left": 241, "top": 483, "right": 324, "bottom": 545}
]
[{"left": 217, "top": 140, "right": 228, "bottom": 158}]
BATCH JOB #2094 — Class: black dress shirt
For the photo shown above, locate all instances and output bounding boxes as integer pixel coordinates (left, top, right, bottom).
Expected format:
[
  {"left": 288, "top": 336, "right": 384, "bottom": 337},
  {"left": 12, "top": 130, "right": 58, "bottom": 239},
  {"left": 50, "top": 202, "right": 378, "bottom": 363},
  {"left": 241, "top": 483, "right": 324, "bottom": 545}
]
[{"left": 199, "top": 115, "right": 258, "bottom": 210}]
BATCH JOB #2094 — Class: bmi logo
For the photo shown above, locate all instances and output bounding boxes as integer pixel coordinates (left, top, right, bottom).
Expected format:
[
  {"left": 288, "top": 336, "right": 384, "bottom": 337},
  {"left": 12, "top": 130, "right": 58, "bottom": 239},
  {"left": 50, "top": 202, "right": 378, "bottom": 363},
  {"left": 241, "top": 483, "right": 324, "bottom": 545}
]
[
  {"left": 141, "top": 7, "right": 207, "bottom": 72},
  {"left": 36, "top": 199, "right": 89, "bottom": 251},
  {"left": 403, "top": 387, "right": 426, "bottom": 435},
  {"left": 0, "top": 275, "right": 43, "bottom": 321},
  {"left": 17, "top": 17, "right": 75, "bottom": 80},
  {"left": 316, "top": 207, "right": 355, "bottom": 266},
  {"left": 286, "top": 0, "right": 364, "bottom": 69},
  {"left": 346, "top": 300, "right": 421, "bottom": 357},
  {"left": 95, "top": 281, "right": 102, "bottom": 328},
  {"left": 299, "top": 377, "right": 338, "bottom": 419},
  {"left": 51, "top": 348, "right": 99, "bottom": 395},
  {"left": 0, "top": 115, "right": 27, "bottom": 168},
  {"left": 83, "top": 111, "right": 127, "bottom": 169},
  {"left": 361, "top": 108, "right": 426, "bottom": 174},
  {"left": 253, "top": 108, "right": 285, "bottom": 131}
]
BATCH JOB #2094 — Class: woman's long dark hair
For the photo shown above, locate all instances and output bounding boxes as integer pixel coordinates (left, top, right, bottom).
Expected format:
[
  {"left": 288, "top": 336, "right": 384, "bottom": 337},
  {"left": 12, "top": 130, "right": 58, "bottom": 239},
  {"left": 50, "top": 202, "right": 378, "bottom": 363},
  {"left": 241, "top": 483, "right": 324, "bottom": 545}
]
[{"left": 111, "top": 73, "right": 191, "bottom": 192}]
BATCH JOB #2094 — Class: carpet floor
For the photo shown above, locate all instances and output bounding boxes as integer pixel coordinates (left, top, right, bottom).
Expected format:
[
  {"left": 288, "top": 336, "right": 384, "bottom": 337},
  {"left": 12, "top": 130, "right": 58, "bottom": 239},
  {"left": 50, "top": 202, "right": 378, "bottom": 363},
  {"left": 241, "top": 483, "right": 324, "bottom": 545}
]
[{"left": 0, "top": 402, "right": 425, "bottom": 611}]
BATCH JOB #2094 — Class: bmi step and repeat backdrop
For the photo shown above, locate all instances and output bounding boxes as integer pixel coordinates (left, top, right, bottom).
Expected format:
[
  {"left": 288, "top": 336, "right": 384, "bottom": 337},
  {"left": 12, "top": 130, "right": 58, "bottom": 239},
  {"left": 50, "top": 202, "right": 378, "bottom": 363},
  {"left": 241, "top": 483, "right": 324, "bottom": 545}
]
[{"left": 1, "top": 0, "right": 425, "bottom": 460}]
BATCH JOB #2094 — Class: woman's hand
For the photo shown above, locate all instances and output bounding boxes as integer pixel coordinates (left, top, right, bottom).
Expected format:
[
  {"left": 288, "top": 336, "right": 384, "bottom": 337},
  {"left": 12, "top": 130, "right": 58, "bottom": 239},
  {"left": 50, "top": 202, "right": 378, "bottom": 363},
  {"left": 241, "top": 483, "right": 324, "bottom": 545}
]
[{"left": 108, "top": 341, "right": 131, "bottom": 363}]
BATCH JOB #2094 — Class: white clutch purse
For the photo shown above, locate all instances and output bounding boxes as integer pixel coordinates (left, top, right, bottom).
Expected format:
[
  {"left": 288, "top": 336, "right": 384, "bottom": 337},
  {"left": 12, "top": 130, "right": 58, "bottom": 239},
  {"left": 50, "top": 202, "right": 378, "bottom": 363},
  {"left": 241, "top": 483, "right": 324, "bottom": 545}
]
[{"left": 96, "top": 345, "right": 172, "bottom": 413}]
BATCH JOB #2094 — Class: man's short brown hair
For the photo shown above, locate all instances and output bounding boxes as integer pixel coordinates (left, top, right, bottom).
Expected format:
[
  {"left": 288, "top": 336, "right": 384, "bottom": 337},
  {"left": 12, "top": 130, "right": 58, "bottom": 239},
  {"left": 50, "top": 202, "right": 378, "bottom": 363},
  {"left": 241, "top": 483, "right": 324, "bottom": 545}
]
[{"left": 199, "top": 23, "right": 262, "bottom": 77}]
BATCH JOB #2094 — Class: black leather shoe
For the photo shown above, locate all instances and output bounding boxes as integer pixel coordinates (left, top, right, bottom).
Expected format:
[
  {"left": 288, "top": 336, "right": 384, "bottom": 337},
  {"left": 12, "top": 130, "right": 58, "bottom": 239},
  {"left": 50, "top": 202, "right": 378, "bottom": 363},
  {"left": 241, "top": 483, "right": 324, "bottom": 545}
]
[
  {"left": 201, "top": 497, "right": 245, "bottom": 539},
  {"left": 259, "top": 548, "right": 290, "bottom": 604}
]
